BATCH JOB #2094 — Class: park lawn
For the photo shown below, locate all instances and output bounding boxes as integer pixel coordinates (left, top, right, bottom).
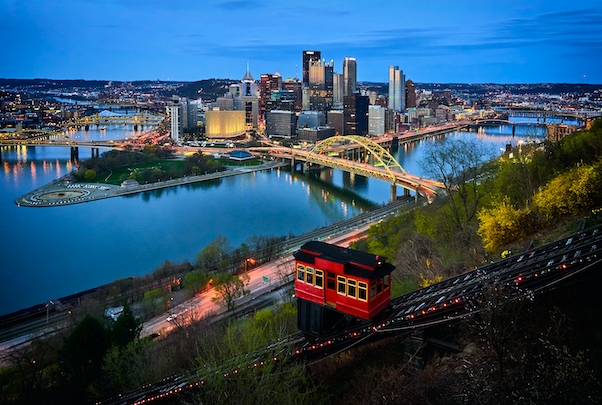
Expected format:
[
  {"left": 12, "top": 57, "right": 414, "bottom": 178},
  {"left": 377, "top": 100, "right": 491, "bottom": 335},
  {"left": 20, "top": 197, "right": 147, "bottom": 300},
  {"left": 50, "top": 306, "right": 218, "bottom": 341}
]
[{"left": 81, "top": 159, "right": 185, "bottom": 185}]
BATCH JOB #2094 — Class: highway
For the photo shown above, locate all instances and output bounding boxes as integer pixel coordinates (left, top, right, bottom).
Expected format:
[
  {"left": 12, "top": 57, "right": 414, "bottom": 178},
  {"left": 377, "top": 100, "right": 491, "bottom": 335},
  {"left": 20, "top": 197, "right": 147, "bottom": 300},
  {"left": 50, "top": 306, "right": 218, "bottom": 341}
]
[
  {"left": 0, "top": 197, "right": 414, "bottom": 363},
  {"left": 140, "top": 202, "right": 409, "bottom": 337}
]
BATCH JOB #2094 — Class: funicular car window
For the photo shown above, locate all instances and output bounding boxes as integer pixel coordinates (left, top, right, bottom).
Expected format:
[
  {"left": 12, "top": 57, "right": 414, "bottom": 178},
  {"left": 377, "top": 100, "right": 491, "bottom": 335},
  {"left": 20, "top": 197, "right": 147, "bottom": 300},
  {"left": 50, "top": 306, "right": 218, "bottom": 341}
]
[
  {"left": 297, "top": 264, "right": 305, "bottom": 282},
  {"left": 306, "top": 267, "right": 314, "bottom": 284},
  {"left": 347, "top": 279, "right": 357, "bottom": 298},
  {"left": 337, "top": 276, "right": 346, "bottom": 294},
  {"left": 315, "top": 270, "right": 324, "bottom": 288},
  {"left": 358, "top": 282, "right": 367, "bottom": 301}
]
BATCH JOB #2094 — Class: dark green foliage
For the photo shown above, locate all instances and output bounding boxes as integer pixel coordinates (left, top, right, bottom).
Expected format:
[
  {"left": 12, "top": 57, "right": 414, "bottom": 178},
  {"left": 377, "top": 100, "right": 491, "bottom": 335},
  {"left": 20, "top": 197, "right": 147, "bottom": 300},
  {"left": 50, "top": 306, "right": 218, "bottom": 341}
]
[
  {"left": 182, "top": 152, "right": 226, "bottom": 176},
  {"left": 111, "top": 305, "right": 142, "bottom": 348},
  {"left": 57, "top": 315, "right": 111, "bottom": 402}
]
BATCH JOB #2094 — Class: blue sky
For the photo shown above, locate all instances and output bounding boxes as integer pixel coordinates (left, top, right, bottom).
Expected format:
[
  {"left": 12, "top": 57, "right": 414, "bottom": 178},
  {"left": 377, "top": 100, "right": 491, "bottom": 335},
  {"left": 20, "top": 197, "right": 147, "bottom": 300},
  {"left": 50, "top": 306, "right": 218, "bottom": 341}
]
[{"left": 1, "top": 0, "right": 601, "bottom": 83}]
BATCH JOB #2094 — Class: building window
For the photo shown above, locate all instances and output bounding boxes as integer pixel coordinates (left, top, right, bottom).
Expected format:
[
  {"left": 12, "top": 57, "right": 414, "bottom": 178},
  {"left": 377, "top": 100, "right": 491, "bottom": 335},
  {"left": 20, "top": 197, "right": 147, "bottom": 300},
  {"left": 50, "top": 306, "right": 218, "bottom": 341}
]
[
  {"left": 384, "top": 275, "right": 390, "bottom": 290},
  {"left": 358, "top": 282, "right": 367, "bottom": 301},
  {"left": 376, "top": 279, "right": 383, "bottom": 295},
  {"left": 306, "top": 267, "right": 314, "bottom": 285},
  {"left": 337, "top": 276, "right": 346, "bottom": 295},
  {"left": 370, "top": 281, "right": 376, "bottom": 300},
  {"left": 315, "top": 270, "right": 324, "bottom": 288},
  {"left": 297, "top": 264, "right": 305, "bottom": 282},
  {"left": 347, "top": 279, "right": 357, "bottom": 298}
]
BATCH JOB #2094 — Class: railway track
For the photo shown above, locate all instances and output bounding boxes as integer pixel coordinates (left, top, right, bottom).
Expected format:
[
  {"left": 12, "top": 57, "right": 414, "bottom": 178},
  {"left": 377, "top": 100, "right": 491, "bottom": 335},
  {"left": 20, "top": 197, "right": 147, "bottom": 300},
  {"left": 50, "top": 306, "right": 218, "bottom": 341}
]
[{"left": 101, "top": 223, "right": 602, "bottom": 405}]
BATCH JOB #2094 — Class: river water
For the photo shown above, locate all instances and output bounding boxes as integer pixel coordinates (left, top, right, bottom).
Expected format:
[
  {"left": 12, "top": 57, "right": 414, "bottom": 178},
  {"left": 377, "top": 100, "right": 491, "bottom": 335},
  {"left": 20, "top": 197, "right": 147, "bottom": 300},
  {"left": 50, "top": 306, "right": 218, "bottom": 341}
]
[{"left": 0, "top": 118, "right": 571, "bottom": 316}]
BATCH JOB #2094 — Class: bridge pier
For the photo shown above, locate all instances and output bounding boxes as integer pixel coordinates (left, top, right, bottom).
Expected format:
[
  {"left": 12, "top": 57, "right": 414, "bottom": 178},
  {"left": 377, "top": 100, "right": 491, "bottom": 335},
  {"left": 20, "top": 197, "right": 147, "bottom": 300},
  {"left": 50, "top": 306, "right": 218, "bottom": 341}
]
[
  {"left": 70, "top": 146, "right": 78, "bottom": 161},
  {"left": 84, "top": 124, "right": 89, "bottom": 131},
  {"left": 390, "top": 184, "right": 397, "bottom": 202},
  {"left": 404, "top": 188, "right": 410, "bottom": 197},
  {"left": 134, "top": 124, "right": 138, "bottom": 131}
]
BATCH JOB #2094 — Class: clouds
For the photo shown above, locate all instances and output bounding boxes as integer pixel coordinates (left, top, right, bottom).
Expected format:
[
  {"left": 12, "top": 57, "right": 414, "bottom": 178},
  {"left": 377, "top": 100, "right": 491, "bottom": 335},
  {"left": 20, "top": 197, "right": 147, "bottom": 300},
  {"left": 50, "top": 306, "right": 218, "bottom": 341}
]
[{"left": 1, "top": 0, "right": 601, "bottom": 83}]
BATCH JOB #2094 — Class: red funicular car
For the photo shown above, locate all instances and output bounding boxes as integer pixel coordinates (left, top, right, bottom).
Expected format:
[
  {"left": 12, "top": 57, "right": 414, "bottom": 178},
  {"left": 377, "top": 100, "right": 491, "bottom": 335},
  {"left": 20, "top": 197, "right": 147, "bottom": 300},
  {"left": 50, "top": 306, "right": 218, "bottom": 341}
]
[{"left": 294, "top": 241, "right": 395, "bottom": 337}]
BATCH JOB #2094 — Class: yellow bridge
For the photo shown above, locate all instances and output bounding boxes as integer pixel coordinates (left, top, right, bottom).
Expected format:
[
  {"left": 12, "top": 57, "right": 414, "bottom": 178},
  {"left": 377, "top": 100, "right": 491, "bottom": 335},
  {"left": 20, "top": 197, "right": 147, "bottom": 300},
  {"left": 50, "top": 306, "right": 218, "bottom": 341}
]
[{"left": 251, "top": 135, "right": 445, "bottom": 201}]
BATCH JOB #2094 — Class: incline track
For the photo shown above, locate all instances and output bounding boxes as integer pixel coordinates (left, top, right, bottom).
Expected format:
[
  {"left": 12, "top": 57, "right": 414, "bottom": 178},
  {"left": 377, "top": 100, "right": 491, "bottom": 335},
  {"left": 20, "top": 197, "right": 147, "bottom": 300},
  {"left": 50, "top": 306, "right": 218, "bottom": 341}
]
[{"left": 102, "top": 224, "right": 602, "bottom": 405}]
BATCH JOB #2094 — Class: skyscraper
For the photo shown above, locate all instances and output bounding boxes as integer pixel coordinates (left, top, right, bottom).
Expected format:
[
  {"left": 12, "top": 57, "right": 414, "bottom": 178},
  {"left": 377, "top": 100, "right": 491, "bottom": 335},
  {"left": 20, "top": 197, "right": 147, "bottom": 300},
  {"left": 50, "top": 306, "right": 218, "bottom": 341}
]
[
  {"left": 302, "top": 50, "right": 321, "bottom": 86},
  {"left": 405, "top": 79, "right": 416, "bottom": 109},
  {"left": 388, "top": 66, "right": 405, "bottom": 112},
  {"left": 260, "top": 72, "right": 282, "bottom": 119},
  {"left": 308, "top": 59, "right": 334, "bottom": 112},
  {"left": 344, "top": 94, "right": 369, "bottom": 136},
  {"left": 241, "top": 68, "right": 258, "bottom": 128},
  {"left": 343, "top": 57, "right": 357, "bottom": 97},
  {"left": 333, "top": 73, "right": 344, "bottom": 106},
  {"left": 282, "top": 78, "right": 302, "bottom": 112}
]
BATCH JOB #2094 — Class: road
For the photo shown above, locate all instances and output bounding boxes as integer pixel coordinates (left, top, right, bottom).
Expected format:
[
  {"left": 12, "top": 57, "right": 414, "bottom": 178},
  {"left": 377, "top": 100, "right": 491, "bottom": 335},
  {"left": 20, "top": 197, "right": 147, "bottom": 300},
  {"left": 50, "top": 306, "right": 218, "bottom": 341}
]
[
  {"left": 141, "top": 223, "right": 374, "bottom": 337},
  {"left": 0, "top": 202, "right": 404, "bottom": 365}
]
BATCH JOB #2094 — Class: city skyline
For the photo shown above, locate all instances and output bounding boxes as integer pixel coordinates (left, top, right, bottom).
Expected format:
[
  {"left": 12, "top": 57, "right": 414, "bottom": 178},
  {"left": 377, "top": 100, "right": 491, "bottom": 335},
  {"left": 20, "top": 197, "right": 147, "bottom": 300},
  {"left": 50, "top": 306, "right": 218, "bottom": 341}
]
[{"left": 1, "top": 0, "right": 601, "bottom": 84}]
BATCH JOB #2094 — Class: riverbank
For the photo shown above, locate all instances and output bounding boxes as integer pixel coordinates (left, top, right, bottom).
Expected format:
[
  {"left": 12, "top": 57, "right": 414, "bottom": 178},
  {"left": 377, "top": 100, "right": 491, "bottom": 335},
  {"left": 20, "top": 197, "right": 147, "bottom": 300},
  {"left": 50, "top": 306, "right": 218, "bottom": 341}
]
[{"left": 14, "top": 160, "right": 288, "bottom": 207}]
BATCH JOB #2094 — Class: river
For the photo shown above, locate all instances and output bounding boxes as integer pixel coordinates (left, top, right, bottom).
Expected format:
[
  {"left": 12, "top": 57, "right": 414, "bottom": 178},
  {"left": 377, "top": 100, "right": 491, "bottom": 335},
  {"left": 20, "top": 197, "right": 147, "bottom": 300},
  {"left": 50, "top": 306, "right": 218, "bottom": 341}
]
[{"left": 0, "top": 118, "right": 570, "bottom": 316}]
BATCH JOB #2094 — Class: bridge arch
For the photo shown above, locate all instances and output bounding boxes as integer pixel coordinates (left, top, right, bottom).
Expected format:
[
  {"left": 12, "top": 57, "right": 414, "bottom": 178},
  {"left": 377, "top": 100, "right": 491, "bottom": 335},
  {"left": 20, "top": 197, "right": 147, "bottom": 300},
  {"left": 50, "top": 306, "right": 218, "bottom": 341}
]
[{"left": 309, "top": 135, "right": 407, "bottom": 181}]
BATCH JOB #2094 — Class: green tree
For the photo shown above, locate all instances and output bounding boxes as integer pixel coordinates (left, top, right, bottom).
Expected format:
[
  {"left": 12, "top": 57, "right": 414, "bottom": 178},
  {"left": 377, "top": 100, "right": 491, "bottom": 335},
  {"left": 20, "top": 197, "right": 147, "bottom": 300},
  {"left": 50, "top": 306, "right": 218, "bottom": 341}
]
[
  {"left": 142, "top": 288, "right": 168, "bottom": 317},
  {"left": 57, "top": 315, "right": 110, "bottom": 402},
  {"left": 111, "top": 305, "right": 142, "bottom": 348},
  {"left": 84, "top": 169, "right": 96, "bottom": 179},
  {"left": 197, "top": 235, "right": 233, "bottom": 272},
  {"left": 420, "top": 138, "right": 493, "bottom": 231},
  {"left": 211, "top": 272, "right": 250, "bottom": 311},
  {"left": 183, "top": 269, "right": 211, "bottom": 295}
]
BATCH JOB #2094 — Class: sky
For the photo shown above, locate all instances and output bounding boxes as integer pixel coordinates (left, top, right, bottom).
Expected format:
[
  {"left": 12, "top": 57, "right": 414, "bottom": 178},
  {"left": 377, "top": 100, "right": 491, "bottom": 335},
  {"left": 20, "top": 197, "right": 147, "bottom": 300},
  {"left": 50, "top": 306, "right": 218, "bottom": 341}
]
[{"left": 1, "top": 0, "right": 601, "bottom": 84}]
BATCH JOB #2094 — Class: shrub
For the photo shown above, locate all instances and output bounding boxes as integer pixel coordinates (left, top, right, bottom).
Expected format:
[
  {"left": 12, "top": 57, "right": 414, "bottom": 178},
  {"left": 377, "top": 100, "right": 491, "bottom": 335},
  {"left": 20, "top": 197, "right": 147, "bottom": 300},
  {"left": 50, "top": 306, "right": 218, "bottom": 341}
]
[
  {"left": 478, "top": 200, "right": 534, "bottom": 252},
  {"left": 533, "top": 162, "right": 602, "bottom": 222}
]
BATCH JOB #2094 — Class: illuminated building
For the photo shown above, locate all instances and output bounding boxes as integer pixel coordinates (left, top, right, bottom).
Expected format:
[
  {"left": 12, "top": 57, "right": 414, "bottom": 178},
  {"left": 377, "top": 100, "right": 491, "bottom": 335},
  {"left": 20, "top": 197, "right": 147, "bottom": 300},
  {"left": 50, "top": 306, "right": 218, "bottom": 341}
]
[
  {"left": 343, "top": 57, "right": 357, "bottom": 97},
  {"left": 344, "top": 95, "right": 369, "bottom": 136},
  {"left": 205, "top": 110, "right": 246, "bottom": 138},
  {"left": 388, "top": 66, "right": 405, "bottom": 112},
  {"left": 260, "top": 72, "right": 282, "bottom": 119},
  {"left": 333, "top": 73, "right": 344, "bottom": 106},
  {"left": 327, "top": 110, "right": 344, "bottom": 136},
  {"left": 368, "top": 105, "right": 385, "bottom": 136},
  {"left": 265, "top": 90, "right": 295, "bottom": 113},
  {"left": 169, "top": 96, "right": 197, "bottom": 141},
  {"left": 298, "top": 111, "right": 325, "bottom": 129},
  {"left": 302, "top": 50, "right": 321, "bottom": 86},
  {"left": 309, "top": 59, "right": 334, "bottom": 112},
  {"left": 240, "top": 68, "right": 259, "bottom": 128},
  {"left": 283, "top": 78, "right": 302, "bottom": 112},
  {"left": 266, "top": 110, "right": 297, "bottom": 138}
]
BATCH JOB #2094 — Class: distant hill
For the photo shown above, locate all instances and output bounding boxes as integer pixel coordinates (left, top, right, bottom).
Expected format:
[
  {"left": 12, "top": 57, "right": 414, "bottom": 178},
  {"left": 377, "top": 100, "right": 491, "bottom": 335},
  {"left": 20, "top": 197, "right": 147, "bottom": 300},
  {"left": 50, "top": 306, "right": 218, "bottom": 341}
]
[
  {"left": 358, "top": 81, "right": 602, "bottom": 96},
  {"left": 165, "top": 79, "right": 238, "bottom": 101}
]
